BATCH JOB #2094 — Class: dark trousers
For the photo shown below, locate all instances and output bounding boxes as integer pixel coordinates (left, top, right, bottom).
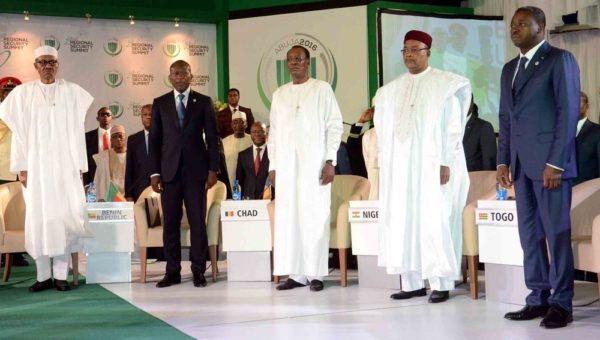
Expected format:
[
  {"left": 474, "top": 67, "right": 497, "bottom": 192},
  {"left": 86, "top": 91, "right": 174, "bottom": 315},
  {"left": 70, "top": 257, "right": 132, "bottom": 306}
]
[
  {"left": 161, "top": 167, "right": 207, "bottom": 277},
  {"left": 514, "top": 160, "right": 574, "bottom": 312}
]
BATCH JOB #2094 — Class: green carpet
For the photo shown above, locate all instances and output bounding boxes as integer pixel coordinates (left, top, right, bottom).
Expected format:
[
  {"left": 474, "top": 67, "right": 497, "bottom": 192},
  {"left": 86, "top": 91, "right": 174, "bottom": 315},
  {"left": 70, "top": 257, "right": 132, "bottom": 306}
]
[{"left": 0, "top": 259, "right": 192, "bottom": 340}]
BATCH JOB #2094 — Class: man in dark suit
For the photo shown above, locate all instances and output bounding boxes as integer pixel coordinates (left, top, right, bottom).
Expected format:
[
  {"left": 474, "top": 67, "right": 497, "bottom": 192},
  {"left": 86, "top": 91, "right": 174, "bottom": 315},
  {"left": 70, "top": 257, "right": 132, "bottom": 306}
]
[
  {"left": 125, "top": 104, "right": 152, "bottom": 202},
  {"left": 148, "top": 60, "right": 219, "bottom": 288},
  {"left": 216, "top": 88, "right": 254, "bottom": 138},
  {"left": 497, "top": 7, "right": 580, "bottom": 328},
  {"left": 574, "top": 91, "right": 600, "bottom": 185},
  {"left": 84, "top": 107, "right": 113, "bottom": 185},
  {"left": 463, "top": 101, "right": 497, "bottom": 171},
  {"left": 235, "top": 122, "right": 269, "bottom": 199}
]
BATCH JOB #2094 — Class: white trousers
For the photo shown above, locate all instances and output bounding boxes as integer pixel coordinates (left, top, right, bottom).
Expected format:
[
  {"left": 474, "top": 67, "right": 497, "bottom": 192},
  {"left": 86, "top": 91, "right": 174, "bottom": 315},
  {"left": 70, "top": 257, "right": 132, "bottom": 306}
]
[
  {"left": 35, "top": 254, "right": 69, "bottom": 281},
  {"left": 401, "top": 271, "right": 455, "bottom": 292},
  {"left": 290, "top": 274, "right": 324, "bottom": 284}
]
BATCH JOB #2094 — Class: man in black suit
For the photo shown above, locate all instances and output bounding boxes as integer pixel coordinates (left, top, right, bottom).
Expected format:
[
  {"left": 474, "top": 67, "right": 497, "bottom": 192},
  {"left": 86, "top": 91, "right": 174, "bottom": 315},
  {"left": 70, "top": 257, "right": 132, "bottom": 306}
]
[
  {"left": 148, "top": 60, "right": 219, "bottom": 288},
  {"left": 84, "top": 107, "right": 113, "bottom": 185},
  {"left": 125, "top": 104, "right": 152, "bottom": 202},
  {"left": 236, "top": 122, "right": 269, "bottom": 199},
  {"left": 463, "top": 101, "right": 497, "bottom": 171},
  {"left": 574, "top": 91, "right": 600, "bottom": 185},
  {"left": 216, "top": 88, "right": 255, "bottom": 138}
]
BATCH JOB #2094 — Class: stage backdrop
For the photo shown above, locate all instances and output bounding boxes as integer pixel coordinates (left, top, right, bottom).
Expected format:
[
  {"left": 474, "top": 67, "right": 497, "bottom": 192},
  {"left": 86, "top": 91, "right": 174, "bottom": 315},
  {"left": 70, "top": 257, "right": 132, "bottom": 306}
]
[
  {"left": 229, "top": 6, "right": 369, "bottom": 138},
  {"left": 0, "top": 14, "right": 217, "bottom": 134},
  {"left": 380, "top": 10, "right": 506, "bottom": 131}
]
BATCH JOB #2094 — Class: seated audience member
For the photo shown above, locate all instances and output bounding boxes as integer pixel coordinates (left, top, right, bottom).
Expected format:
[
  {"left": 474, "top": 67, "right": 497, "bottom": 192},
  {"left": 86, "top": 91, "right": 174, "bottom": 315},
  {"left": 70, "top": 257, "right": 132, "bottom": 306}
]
[
  {"left": 574, "top": 91, "right": 600, "bottom": 185},
  {"left": 346, "top": 107, "right": 374, "bottom": 178},
  {"left": 236, "top": 122, "right": 270, "bottom": 199},
  {"left": 93, "top": 125, "right": 127, "bottom": 201},
  {"left": 217, "top": 88, "right": 255, "bottom": 138},
  {"left": 125, "top": 104, "right": 152, "bottom": 202},
  {"left": 462, "top": 101, "right": 497, "bottom": 171},
  {"left": 223, "top": 111, "right": 252, "bottom": 190},
  {"left": 84, "top": 107, "right": 113, "bottom": 185},
  {"left": 216, "top": 137, "right": 232, "bottom": 199}
]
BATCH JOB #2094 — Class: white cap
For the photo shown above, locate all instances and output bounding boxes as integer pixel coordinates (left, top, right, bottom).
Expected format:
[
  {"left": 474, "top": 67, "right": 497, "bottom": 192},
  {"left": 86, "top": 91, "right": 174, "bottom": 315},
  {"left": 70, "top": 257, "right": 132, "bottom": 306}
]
[
  {"left": 232, "top": 111, "right": 247, "bottom": 122},
  {"left": 34, "top": 45, "right": 58, "bottom": 59}
]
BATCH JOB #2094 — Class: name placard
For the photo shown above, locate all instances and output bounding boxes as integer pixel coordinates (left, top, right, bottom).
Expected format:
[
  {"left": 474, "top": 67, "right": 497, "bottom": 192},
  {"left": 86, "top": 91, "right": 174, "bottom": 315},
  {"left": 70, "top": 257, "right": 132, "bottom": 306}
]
[
  {"left": 221, "top": 200, "right": 270, "bottom": 221},
  {"left": 348, "top": 200, "right": 379, "bottom": 223}
]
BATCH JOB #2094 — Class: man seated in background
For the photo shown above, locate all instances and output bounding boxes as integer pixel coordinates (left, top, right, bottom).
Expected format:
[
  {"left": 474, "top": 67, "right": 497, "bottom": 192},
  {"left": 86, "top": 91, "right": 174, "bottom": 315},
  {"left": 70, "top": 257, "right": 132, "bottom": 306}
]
[
  {"left": 362, "top": 109, "right": 379, "bottom": 200},
  {"left": 236, "top": 122, "right": 270, "bottom": 199},
  {"left": 462, "top": 100, "right": 497, "bottom": 171},
  {"left": 84, "top": 107, "right": 113, "bottom": 185},
  {"left": 574, "top": 91, "right": 600, "bottom": 185},
  {"left": 125, "top": 104, "right": 152, "bottom": 202},
  {"left": 223, "top": 111, "right": 252, "bottom": 191},
  {"left": 93, "top": 125, "right": 127, "bottom": 201},
  {"left": 217, "top": 88, "right": 255, "bottom": 138}
]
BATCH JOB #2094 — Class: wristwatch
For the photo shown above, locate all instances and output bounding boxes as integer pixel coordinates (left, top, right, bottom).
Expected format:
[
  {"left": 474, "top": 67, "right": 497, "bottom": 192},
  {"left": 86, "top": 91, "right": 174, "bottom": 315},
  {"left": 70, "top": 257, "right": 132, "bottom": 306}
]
[{"left": 326, "top": 159, "right": 337, "bottom": 167}]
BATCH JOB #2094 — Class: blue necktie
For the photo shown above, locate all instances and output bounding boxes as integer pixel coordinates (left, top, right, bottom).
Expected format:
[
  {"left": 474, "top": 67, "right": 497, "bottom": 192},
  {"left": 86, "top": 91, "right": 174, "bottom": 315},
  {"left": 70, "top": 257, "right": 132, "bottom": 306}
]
[
  {"left": 512, "top": 56, "right": 528, "bottom": 97},
  {"left": 145, "top": 133, "right": 149, "bottom": 155},
  {"left": 177, "top": 93, "right": 186, "bottom": 127}
]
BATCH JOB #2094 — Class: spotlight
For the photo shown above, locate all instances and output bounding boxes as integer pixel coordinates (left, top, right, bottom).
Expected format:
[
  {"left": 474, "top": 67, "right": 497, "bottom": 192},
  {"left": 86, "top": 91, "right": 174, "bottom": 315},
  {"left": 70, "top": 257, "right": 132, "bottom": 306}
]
[
  {"left": 23, "top": 11, "right": 30, "bottom": 21},
  {"left": 85, "top": 13, "right": 92, "bottom": 24},
  {"left": 129, "top": 15, "right": 135, "bottom": 25},
  {"left": 174, "top": 17, "right": 180, "bottom": 28}
]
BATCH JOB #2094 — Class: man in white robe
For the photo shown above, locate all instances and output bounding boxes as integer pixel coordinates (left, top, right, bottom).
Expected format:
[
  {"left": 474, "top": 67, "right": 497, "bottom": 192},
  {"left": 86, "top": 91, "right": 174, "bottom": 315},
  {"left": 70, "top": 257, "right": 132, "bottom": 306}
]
[
  {"left": 222, "top": 111, "right": 252, "bottom": 191},
  {"left": 375, "top": 30, "right": 471, "bottom": 303},
  {"left": 269, "top": 45, "right": 343, "bottom": 292},
  {"left": 93, "top": 124, "right": 127, "bottom": 201},
  {"left": 0, "top": 46, "right": 93, "bottom": 292}
]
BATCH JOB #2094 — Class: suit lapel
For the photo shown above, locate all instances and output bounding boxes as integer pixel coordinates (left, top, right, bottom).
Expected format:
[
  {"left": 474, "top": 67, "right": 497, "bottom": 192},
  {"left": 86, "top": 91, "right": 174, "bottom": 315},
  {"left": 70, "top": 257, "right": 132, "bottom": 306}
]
[
  {"left": 165, "top": 92, "right": 181, "bottom": 130},
  {"left": 514, "top": 41, "right": 551, "bottom": 97},
  {"left": 260, "top": 146, "right": 269, "bottom": 175},
  {"left": 577, "top": 120, "right": 592, "bottom": 141}
]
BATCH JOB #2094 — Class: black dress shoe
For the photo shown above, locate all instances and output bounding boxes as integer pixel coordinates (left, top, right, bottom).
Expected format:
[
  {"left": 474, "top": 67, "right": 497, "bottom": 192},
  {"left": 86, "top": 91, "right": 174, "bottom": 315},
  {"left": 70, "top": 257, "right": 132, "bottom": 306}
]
[
  {"left": 276, "top": 278, "right": 306, "bottom": 290},
  {"left": 309, "top": 280, "right": 324, "bottom": 292},
  {"left": 540, "top": 305, "right": 573, "bottom": 329},
  {"left": 428, "top": 290, "right": 449, "bottom": 303},
  {"left": 390, "top": 288, "right": 427, "bottom": 300},
  {"left": 54, "top": 279, "right": 71, "bottom": 291},
  {"left": 28, "top": 279, "right": 54, "bottom": 292},
  {"left": 156, "top": 275, "right": 181, "bottom": 288},
  {"left": 504, "top": 305, "right": 550, "bottom": 321},
  {"left": 193, "top": 273, "right": 207, "bottom": 287}
]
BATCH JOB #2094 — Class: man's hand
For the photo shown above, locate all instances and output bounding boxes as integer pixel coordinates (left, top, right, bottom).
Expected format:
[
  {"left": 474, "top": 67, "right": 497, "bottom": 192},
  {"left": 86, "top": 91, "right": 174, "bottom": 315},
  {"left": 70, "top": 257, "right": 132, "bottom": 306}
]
[
  {"left": 321, "top": 162, "right": 335, "bottom": 185},
  {"left": 268, "top": 170, "right": 276, "bottom": 188},
  {"left": 151, "top": 175, "right": 163, "bottom": 193},
  {"left": 496, "top": 165, "right": 512, "bottom": 188},
  {"left": 543, "top": 165, "right": 562, "bottom": 190},
  {"left": 19, "top": 170, "right": 27, "bottom": 188},
  {"left": 206, "top": 171, "right": 217, "bottom": 190},
  {"left": 358, "top": 108, "right": 374, "bottom": 124},
  {"left": 440, "top": 166, "right": 451, "bottom": 185}
]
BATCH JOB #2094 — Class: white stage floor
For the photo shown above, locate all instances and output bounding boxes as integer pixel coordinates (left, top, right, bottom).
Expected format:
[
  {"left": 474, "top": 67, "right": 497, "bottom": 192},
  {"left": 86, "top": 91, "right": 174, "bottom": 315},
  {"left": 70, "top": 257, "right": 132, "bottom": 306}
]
[{"left": 81, "top": 260, "right": 600, "bottom": 339}]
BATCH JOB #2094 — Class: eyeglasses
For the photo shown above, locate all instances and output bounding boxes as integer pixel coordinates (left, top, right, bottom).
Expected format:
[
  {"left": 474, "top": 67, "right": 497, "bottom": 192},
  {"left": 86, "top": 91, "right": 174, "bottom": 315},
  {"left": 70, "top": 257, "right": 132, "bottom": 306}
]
[
  {"left": 286, "top": 56, "right": 307, "bottom": 63},
  {"left": 510, "top": 22, "right": 531, "bottom": 29},
  {"left": 98, "top": 112, "right": 112, "bottom": 117},
  {"left": 35, "top": 60, "right": 58, "bottom": 67},
  {"left": 401, "top": 48, "right": 429, "bottom": 55}
]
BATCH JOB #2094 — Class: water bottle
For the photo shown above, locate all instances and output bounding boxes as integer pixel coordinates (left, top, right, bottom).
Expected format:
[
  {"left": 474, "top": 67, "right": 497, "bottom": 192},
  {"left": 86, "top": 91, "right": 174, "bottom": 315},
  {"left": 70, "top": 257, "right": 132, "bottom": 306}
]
[
  {"left": 87, "top": 182, "right": 97, "bottom": 203},
  {"left": 496, "top": 183, "right": 508, "bottom": 201},
  {"left": 232, "top": 179, "right": 242, "bottom": 201}
]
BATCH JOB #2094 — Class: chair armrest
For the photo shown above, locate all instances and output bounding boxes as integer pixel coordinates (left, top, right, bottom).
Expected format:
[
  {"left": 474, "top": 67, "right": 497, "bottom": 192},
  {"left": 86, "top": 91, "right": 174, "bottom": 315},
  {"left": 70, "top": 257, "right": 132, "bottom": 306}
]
[
  {"left": 206, "top": 202, "right": 221, "bottom": 246},
  {"left": 133, "top": 199, "right": 150, "bottom": 247},
  {"left": 592, "top": 215, "right": 600, "bottom": 270},
  {"left": 462, "top": 202, "right": 479, "bottom": 256}
]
